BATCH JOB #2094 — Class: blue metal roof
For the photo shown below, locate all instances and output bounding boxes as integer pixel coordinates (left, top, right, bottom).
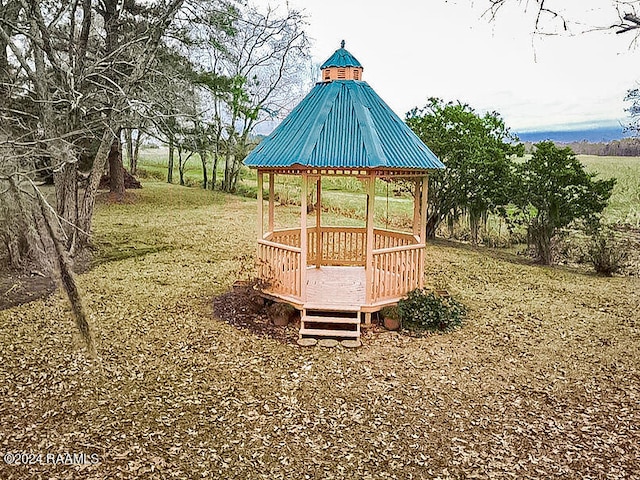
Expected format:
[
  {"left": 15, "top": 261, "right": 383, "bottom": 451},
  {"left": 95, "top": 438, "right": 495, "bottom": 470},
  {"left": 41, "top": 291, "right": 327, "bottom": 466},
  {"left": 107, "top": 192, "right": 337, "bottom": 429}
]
[
  {"left": 244, "top": 80, "right": 444, "bottom": 170},
  {"left": 320, "top": 44, "right": 363, "bottom": 69}
]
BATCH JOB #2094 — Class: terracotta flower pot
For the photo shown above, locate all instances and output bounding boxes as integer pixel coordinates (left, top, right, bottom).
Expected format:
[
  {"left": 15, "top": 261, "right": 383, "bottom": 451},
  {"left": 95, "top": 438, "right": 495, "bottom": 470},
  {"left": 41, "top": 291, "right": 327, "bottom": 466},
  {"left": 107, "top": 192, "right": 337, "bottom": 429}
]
[
  {"left": 273, "top": 315, "right": 289, "bottom": 326},
  {"left": 383, "top": 316, "right": 400, "bottom": 331}
]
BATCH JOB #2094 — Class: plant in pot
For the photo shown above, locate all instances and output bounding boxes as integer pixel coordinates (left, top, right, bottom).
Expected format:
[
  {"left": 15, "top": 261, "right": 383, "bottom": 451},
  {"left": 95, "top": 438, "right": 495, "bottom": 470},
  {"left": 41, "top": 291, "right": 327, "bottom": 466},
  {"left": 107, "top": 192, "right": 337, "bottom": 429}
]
[
  {"left": 268, "top": 302, "right": 297, "bottom": 326},
  {"left": 380, "top": 305, "right": 401, "bottom": 331}
]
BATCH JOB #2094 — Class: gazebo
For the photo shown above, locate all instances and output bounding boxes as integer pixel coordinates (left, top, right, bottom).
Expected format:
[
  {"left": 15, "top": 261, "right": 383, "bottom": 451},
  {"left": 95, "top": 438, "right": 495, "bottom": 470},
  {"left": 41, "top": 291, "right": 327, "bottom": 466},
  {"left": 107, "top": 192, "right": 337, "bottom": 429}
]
[{"left": 244, "top": 42, "right": 444, "bottom": 344}]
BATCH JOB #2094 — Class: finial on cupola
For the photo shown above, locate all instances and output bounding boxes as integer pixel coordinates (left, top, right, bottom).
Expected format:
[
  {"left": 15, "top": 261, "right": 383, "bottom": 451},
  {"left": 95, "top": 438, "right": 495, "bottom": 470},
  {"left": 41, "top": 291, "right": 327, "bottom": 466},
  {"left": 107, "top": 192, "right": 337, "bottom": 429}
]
[{"left": 320, "top": 40, "right": 364, "bottom": 82}]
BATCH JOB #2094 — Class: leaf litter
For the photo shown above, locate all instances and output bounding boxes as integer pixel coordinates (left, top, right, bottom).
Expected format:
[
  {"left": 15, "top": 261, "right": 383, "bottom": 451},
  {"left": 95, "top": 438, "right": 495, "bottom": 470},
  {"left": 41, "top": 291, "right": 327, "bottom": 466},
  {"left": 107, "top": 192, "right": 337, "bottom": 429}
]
[{"left": 0, "top": 182, "right": 639, "bottom": 479}]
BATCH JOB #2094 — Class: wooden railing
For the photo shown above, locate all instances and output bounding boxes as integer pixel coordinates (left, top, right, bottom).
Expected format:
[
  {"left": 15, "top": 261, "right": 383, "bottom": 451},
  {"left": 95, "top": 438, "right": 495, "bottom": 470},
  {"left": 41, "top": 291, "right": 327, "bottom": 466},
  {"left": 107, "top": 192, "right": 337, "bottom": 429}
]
[
  {"left": 257, "top": 239, "right": 302, "bottom": 299},
  {"left": 371, "top": 244, "right": 424, "bottom": 302},
  {"left": 261, "top": 227, "right": 424, "bottom": 304},
  {"left": 374, "top": 228, "right": 417, "bottom": 249},
  {"left": 314, "top": 227, "right": 366, "bottom": 266},
  {"left": 267, "top": 227, "right": 367, "bottom": 266},
  {"left": 269, "top": 228, "right": 301, "bottom": 248}
]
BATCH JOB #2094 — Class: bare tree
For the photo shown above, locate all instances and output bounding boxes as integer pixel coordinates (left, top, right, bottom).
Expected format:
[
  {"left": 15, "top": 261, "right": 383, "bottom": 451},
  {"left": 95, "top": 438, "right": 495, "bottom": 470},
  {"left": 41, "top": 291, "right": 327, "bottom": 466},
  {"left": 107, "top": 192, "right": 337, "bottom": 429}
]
[
  {"left": 484, "top": 1, "right": 640, "bottom": 38},
  {"left": 0, "top": 0, "right": 189, "bottom": 250},
  {"left": 0, "top": 167, "right": 95, "bottom": 354},
  {"left": 200, "top": 3, "right": 311, "bottom": 193}
]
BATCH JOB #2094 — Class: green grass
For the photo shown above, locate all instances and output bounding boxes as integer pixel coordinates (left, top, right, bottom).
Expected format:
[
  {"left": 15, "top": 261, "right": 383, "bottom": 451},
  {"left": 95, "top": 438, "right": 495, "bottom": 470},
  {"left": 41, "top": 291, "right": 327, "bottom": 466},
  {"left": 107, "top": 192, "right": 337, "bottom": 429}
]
[
  {"left": 137, "top": 148, "right": 640, "bottom": 228},
  {"left": 580, "top": 155, "right": 640, "bottom": 226}
]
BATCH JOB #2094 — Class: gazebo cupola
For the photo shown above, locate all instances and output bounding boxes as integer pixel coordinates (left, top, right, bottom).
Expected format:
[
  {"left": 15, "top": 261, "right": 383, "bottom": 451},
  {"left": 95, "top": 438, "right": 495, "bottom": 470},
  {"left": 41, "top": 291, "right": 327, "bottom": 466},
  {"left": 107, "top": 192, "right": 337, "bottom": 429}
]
[
  {"left": 320, "top": 40, "right": 363, "bottom": 82},
  {"left": 244, "top": 41, "right": 445, "bottom": 346}
]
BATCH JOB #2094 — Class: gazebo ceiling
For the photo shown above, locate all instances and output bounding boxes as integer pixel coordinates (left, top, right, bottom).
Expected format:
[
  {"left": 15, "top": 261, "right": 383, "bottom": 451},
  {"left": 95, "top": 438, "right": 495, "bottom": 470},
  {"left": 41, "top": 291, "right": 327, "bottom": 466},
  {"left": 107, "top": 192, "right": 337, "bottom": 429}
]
[{"left": 244, "top": 44, "right": 445, "bottom": 172}]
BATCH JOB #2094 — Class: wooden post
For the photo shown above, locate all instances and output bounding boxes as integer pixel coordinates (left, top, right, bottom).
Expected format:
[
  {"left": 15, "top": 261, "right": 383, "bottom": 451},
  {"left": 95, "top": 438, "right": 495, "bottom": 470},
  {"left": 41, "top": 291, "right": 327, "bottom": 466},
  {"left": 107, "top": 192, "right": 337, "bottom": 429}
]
[
  {"left": 257, "top": 171, "right": 264, "bottom": 240},
  {"left": 365, "top": 174, "right": 375, "bottom": 304},
  {"left": 315, "top": 176, "right": 322, "bottom": 268},
  {"left": 300, "top": 173, "right": 308, "bottom": 300},
  {"left": 420, "top": 174, "right": 429, "bottom": 243},
  {"left": 268, "top": 172, "right": 275, "bottom": 234},
  {"left": 419, "top": 174, "right": 428, "bottom": 289},
  {"left": 412, "top": 178, "right": 421, "bottom": 237}
]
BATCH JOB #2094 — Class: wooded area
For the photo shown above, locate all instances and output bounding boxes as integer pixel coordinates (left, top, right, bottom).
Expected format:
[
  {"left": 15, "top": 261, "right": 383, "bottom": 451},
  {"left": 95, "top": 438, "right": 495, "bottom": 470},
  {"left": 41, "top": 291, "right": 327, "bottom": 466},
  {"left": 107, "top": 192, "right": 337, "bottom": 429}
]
[{"left": 0, "top": 0, "right": 309, "bottom": 272}]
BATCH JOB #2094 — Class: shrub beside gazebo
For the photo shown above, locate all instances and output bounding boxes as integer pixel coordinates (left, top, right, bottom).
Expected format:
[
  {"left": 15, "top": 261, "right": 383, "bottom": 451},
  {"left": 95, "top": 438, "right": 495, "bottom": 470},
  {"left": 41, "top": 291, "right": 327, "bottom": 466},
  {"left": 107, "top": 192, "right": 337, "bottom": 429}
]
[{"left": 244, "top": 42, "right": 444, "bottom": 344}]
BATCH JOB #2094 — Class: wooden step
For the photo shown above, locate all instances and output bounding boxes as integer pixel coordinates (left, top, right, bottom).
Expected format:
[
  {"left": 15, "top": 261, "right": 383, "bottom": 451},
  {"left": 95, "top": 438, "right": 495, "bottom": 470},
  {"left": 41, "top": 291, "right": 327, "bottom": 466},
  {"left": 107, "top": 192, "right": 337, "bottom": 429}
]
[
  {"left": 299, "top": 328, "right": 360, "bottom": 338},
  {"left": 304, "top": 315, "right": 360, "bottom": 325},
  {"left": 303, "top": 303, "right": 360, "bottom": 312},
  {"left": 300, "top": 305, "right": 362, "bottom": 342}
]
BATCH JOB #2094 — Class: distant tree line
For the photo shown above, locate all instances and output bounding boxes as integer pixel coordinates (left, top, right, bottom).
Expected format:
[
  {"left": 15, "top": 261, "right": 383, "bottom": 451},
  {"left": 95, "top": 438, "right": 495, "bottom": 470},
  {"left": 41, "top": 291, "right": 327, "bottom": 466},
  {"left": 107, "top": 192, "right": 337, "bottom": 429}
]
[{"left": 523, "top": 138, "right": 640, "bottom": 157}]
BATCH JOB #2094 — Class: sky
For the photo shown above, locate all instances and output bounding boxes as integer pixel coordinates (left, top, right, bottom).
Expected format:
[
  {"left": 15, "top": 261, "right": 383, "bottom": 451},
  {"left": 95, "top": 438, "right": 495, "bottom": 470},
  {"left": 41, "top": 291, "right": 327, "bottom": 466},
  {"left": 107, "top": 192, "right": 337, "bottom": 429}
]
[{"left": 284, "top": 0, "right": 640, "bottom": 133}]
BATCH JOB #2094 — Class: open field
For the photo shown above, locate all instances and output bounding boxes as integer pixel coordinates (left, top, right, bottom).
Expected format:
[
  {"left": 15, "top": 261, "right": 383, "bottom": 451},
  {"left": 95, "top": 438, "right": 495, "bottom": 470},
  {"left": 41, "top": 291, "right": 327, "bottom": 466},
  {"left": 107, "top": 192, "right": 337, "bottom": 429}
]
[
  {"left": 581, "top": 155, "right": 640, "bottom": 226},
  {"left": 138, "top": 148, "right": 640, "bottom": 228},
  {"left": 1, "top": 181, "right": 639, "bottom": 479}
]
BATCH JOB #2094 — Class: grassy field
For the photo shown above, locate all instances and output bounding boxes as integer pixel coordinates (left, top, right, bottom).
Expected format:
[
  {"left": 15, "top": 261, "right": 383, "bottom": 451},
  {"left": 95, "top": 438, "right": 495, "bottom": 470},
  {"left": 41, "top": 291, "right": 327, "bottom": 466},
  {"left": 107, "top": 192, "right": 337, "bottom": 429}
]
[
  {"left": 138, "top": 148, "right": 640, "bottom": 228},
  {"left": 1, "top": 181, "right": 639, "bottom": 479},
  {"left": 581, "top": 155, "right": 640, "bottom": 225}
]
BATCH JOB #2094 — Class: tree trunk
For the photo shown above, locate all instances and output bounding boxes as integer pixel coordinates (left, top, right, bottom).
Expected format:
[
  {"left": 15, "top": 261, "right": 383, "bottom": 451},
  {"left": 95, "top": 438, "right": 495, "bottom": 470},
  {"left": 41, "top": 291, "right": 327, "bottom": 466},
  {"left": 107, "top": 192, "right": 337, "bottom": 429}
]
[
  {"left": 469, "top": 210, "right": 480, "bottom": 246},
  {"left": 133, "top": 130, "right": 142, "bottom": 174},
  {"left": 124, "top": 128, "right": 135, "bottom": 174},
  {"left": 230, "top": 158, "right": 241, "bottom": 192},
  {"left": 199, "top": 149, "right": 208, "bottom": 189},
  {"left": 178, "top": 147, "right": 185, "bottom": 186},
  {"left": 52, "top": 142, "right": 79, "bottom": 247},
  {"left": 529, "top": 218, "right": 554, "bottom": 265},
  {"left": 0, "top": 32, "right": 9, "bottom": 96},
  {"left": 78, "top": 127, "right": 115, "bottom": 246},
  {"left": 167, "top": 138, "right": 174, "bottom": 183},
  {"left": 425, "top": 214, "right": 440, "bottom": 239},
  {"left": 35, "top": 185, "right": 96, "bottom": 356},
  {"left": 0, "top": 1, "right": 20, "bottom": 96},
  {"left": 108, "top": 133, "right": 125, "bottom": 200},
  {"left": 1, "top": 177, "right": 50, "bottom": 271},
  {"left": 222, "top": 151, "right": 233, "bottom": 192},
  {"left": 211, "top": 154, "right": 218, "bottom": 190}
]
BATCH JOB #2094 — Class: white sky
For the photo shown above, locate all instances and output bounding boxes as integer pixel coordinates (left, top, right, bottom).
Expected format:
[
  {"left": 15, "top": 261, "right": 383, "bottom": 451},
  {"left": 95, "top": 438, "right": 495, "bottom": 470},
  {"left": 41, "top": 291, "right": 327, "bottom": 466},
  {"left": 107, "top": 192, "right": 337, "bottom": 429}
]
[{"left": 284, "top": 0, "right": 640, "bottom": 132}]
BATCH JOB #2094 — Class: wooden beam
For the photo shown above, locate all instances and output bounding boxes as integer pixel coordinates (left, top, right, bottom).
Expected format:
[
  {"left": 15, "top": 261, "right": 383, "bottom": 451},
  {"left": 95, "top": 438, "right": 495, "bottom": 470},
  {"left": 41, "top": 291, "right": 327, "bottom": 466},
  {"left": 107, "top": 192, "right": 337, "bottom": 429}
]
[
  {"left": 257, "top": 171, "right": 264, "bottom": 240},
  {"left": 315, "top": 176, "right": 322, "bottom": 268},
  {"left": 268, "top": 172, "right": 275, "bottom": 233},
  {"left": 300, "top": 174, "right": 308, "bottom": 299},
  {"left": 412, "top": 179, "right": 420, "bottom": 237},
  {"left": 420, "top": 174, "right": 429, "bottom": 243},
  {"left": 365, "top": 174, "right": 376, "bottom": 304}
]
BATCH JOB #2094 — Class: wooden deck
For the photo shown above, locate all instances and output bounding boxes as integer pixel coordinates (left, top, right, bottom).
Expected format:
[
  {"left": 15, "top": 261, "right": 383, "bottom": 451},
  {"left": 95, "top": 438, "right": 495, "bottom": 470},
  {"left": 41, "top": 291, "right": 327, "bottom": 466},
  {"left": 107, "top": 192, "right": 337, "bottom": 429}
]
[{"left": 305, "top": 266, "right": 366, "bottom": 309}]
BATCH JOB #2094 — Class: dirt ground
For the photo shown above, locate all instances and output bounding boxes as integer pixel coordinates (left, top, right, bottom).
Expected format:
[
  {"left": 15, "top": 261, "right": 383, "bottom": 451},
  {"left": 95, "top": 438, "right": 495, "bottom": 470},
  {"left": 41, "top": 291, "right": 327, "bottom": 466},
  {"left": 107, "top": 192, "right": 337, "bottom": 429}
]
[
  {"left": 0, "top": 182, "right": 639, "bottom": 479},
  {"left": 213, "top": 283, "right": 301, "bottom": 345}
]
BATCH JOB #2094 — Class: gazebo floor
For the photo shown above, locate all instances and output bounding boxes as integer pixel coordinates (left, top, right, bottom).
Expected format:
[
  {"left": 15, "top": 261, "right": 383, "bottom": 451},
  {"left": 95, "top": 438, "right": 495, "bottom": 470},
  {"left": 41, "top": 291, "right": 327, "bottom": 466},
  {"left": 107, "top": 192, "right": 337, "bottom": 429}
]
[
  {"left": 262, "top": 265, "right": 404, "bottom": 313},
  {"left": 304, "top": 266, "right": 366, "bottom": 310}
]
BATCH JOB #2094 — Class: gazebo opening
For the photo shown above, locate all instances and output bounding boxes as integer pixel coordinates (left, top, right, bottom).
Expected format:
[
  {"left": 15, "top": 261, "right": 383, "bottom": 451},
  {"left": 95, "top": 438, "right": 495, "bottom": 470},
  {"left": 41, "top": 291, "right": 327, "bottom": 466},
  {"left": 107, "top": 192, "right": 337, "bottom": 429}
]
[{"left": 245, "top": 41, "right": 445, "bottom": 345}]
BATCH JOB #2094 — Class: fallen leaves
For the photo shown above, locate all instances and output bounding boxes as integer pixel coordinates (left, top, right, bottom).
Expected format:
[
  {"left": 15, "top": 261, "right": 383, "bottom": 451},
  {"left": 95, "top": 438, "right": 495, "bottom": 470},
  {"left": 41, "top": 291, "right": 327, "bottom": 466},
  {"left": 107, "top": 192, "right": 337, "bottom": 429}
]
[{"left": 0, "top": 182, "right": 639, "bottom": 479}]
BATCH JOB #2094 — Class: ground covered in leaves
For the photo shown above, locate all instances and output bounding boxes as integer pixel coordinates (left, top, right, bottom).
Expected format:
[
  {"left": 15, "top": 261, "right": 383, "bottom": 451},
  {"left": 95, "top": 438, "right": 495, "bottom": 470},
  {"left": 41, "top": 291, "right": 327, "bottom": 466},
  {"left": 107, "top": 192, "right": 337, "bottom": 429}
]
[
  {"left": 213, "top": 283, "right": 301, "bottom": 345},
  {"left": 1, "top": 181, "right": 639, "bottom": 479}
]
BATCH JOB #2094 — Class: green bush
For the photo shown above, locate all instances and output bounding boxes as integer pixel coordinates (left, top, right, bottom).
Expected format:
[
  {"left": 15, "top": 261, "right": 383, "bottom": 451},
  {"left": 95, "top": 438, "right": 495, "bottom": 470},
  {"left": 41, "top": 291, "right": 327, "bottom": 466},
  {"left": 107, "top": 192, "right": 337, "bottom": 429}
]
[
  {"left": 398, "top": 288, "right": 466, "bottom": 334},
  {"left": 234, "top": 183, "right": 259, "bottom": 199},
  {"left": 587, "top": 230, "right": 628, "bottom": 276}
]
